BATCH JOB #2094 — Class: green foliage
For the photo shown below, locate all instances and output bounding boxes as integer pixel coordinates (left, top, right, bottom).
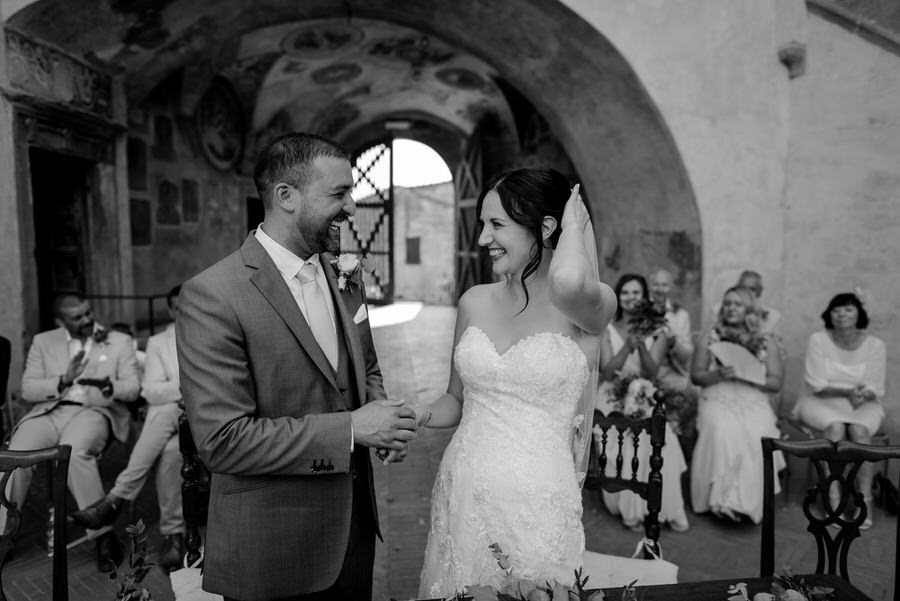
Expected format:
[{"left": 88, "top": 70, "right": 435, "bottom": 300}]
[{"left": 109, "top": 520, "right": 155, "bottom": 601}]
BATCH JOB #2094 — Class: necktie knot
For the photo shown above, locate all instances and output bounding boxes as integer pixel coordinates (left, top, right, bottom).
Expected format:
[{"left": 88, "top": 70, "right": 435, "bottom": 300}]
[{"left": 297, "top": 262, "right": 317, "bottom": 284}]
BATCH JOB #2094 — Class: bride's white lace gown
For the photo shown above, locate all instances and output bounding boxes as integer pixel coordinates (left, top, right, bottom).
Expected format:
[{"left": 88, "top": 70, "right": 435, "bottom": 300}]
[{"left": 418, "top": 326, "right": 589, "bottom": 598}]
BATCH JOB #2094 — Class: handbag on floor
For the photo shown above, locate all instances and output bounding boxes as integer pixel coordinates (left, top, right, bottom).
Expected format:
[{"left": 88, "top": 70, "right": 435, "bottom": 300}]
[
  {"left": 581, "top": 538, "right": 678, "bottom": 588},
  {"left": 170, "top": 548, "right": 224, "bottom": 601}
]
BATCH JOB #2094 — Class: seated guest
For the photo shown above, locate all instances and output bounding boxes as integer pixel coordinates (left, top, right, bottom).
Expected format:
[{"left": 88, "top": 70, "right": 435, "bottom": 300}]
[
  {"left": 71, "top": 285, "right": 186, "bottom": 570},
  {"left": 0, "top": 293, "right": 139, "bottom": 571},
  {"left": 597, "top": 273, "right": 690, "bottom": 532},
  {"left": 649, "top": 268, "right": 694, "bottom": 391},
  {"left": 712, "top": 270, "right": 782, "bottom": 336},
  {"left": 109, "top": 322, "right": 146, "bottom": 379},
  {"left": 690, "top": 286, "right": 784, "bottom": 523},
  {"left": 791, "top": 292, "right": 885, "bottom": 529}
]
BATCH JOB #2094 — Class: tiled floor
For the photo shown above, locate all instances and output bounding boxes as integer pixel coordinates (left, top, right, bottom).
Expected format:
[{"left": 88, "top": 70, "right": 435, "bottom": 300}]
[{"left": 2, "top": 304, "right": 895, "bottom": 600}]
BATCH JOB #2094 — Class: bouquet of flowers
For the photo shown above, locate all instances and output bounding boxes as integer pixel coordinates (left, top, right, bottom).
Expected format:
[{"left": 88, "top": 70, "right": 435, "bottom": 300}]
[
  {"left": 710, "top": 325, "right": 768, "bottom": 362},
  {"left": 726, "top": 568, "right": 833, "bottom": 601},
  {"left": 609, "top": 374, "right": 658, "bottom": 420},
  {"left": 452, "top": 544, "right": 605, "bottom": 601},
  {"left": 653, "top": 386, "right": 697, "bottom": 439},
  {"left": 627, "top": 299, "right": 669, "bottom": 340}
]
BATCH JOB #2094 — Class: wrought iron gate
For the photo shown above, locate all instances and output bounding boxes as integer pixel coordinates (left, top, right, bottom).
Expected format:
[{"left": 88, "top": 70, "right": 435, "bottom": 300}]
[
  {"left": 343, "top": 140, "right": 393, "bottom": 305},
  {"left": 454, "top": 131, "right": 489, "bottom": 301}
]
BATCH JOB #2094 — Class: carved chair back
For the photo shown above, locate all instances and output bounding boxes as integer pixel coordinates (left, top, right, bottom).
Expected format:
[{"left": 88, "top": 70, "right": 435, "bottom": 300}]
[
  {"left": 761, "top": 436, "right": 900, "bottom": 597},
  {"left": 585, "top": 394, "right": 666, "bottom": 558},
  {"left": 0, "top": 445, "right": 70, "bottom": 601}
]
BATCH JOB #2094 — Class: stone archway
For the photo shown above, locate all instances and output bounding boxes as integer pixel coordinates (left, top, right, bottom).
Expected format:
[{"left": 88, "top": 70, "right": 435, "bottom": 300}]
[{"left": 7, "top": 0, "right": 702, "bottom": 315}]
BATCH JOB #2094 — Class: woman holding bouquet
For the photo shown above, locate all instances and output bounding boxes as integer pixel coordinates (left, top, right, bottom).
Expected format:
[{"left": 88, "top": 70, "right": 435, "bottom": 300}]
[
  {"left": 690, "top": 286, "right": 784, "bottom": 523},
  {"left": 596, "top": 274, "right": 690, "bottom": 532},
  {"left": 791, "top": 292, "right": 885, "bottom": 529}
]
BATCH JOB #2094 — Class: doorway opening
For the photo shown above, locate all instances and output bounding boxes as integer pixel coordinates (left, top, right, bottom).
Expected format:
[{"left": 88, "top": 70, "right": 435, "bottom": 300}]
[{"left": 28, "top": 148, "right": 95, "bottom": 331}]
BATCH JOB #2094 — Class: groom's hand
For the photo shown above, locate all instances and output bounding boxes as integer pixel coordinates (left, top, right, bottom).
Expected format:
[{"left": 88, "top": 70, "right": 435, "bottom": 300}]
[{"left": 351, "top": 399, "right": 418, "bottom": 451}]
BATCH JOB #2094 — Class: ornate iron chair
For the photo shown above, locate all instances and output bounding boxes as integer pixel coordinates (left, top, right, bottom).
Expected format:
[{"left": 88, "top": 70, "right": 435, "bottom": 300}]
[
  {"left": 761, "top": 437, "right": 900, "bottom": 597},
  {"left": 585, "top": 392, "right": 667, "bottom": 557},
  {"left": 0, "top": 445, "right": 71, "bottom": 601}
]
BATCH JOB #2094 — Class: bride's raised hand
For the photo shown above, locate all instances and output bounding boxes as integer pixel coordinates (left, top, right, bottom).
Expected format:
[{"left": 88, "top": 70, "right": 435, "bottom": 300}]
[{"left": 561, "top": 183, "right": 590, "bottom": 232}]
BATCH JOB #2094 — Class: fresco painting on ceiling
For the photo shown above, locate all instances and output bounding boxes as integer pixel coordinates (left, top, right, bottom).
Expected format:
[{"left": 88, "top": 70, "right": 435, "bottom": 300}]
[
  {"left": 196, "top": 79, "right": 245, "bottom": 171},
  {"left": 435, "top": 68, "right": 487, "bottom": 91},
  {"left": 311, "top": 63, "right": 364, "bottom": 85},
  {"left": 314, "top": 101, "right": 361, "bottom": 139},
  {"left": 282, "top": 24, "right": 364, "bottom": 57},
  {"left": 366, "top": 37, "right": 454, "bottom": 68}
]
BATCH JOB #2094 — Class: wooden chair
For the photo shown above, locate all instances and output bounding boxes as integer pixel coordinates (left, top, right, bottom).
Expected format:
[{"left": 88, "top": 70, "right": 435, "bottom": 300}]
[
  {"left": 761, "top": 437, "right": 900, "bottom": 596},
  {"left": 585, "top": 392, "right": 667, "bottom": 558},
  {"left": 776, "top": 417, "right": 890, "bottom": 505},
  {"left": 0, "top": 445, "right": 70, "bottom": 601},
  {"left": 178, "top": 408, "right": 209, "bottom": 568}
]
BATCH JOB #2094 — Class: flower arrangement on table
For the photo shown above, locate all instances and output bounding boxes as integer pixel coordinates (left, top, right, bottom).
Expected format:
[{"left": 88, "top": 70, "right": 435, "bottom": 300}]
[
  {"left": 710, "top": 325, "right": 768, "bottom": 362},
  {"left": 726, "top": 569, "right": 834, "bottom": 601},
  {"left": 627, "top": 299, "right": 669, "bottom": 340},
  {"left": 450, "top": 543, "right": 605, "bottom": 601}
]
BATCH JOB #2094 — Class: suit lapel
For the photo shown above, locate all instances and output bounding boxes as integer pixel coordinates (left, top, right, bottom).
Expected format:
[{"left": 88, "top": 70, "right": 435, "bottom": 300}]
[
  {"left": 245, "top": 237, "right": 339, "bottom": 391},
  {"left": 321, "top": 254, "right": 367, "bottom": 401},
  {"left": 51, "top": 328, "right": 71, "bottom": 375}
]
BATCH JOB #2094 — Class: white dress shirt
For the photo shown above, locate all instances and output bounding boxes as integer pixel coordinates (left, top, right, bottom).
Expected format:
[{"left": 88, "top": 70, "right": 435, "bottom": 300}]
[{"left": 255, "top": 226, "right": 338, "bottom": 338}]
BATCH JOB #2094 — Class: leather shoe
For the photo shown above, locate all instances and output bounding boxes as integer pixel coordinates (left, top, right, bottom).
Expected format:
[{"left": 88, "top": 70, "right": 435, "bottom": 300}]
[
  {"left": 157, "top": 533, "right": 185, "bottom": 573},
  {"left": 69, "top": 496, "right": 123, "bottom": 530},
  {"left": 96, "top": 532, "right": 122, "bottom": 573}
]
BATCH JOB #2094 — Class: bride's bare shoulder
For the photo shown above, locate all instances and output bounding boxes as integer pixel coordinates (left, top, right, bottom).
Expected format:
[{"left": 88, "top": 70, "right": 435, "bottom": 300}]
[{"left": 458, "top": 283, "right": 501, "bottom": 309}]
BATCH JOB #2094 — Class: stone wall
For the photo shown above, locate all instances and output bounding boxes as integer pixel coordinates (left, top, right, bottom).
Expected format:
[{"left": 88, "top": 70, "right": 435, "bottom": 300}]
[
  {"left": 126, "top": 80, "right": 254, "bottom": 328},
  {"left": 392, "top": 183, "right": 455, "bottom": 305},
  {"left": 781, "top": 14, "right": 900, "bottom": 428},
  {"left": 566, "top": 0, "right": 900, "bottom": 427}
]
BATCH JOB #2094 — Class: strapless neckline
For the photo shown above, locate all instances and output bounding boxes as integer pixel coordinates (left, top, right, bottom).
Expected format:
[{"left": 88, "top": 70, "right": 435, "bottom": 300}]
[{"left": 462, "top": 325, "right": 585, "bottom": 361}]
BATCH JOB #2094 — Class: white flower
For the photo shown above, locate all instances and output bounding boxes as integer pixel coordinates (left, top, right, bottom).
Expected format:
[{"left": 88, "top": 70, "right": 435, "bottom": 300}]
[
  {"left": 334, "top": 253, "right": 360, "bottom": 273},
  {"left": 331, "top": 253, "right": 369, "bottom": 291}
]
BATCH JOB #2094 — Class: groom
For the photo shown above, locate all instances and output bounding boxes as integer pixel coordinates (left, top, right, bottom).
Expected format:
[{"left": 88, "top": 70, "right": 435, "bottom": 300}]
[{"left": 177, "top": 132, "right": 419, "bottom": 601}]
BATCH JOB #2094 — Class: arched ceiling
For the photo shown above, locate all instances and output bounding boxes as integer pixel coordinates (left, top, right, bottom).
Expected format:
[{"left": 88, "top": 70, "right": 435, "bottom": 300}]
[{"left": 7, "top": 0, "right": 704, "bottom": 287}]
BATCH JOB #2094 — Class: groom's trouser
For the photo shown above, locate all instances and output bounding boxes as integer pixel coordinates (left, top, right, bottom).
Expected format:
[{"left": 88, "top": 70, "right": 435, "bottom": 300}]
[{"left": 224, "top": 454, "right": 376, "bottom": 601}]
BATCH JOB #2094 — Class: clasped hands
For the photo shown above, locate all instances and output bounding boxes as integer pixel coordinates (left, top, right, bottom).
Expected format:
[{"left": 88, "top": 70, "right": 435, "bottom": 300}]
[
  {"left": 351, "top": 399, "right": 431, "bottom": 466},
  {"left": 849, "top": 384, "right": 876, "bottom": 408}
]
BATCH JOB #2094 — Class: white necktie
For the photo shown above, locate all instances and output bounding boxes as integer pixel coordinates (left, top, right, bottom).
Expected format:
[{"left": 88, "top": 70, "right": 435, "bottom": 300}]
[{"left": 297, "top": 263, "right": 338, "bottom": 370}]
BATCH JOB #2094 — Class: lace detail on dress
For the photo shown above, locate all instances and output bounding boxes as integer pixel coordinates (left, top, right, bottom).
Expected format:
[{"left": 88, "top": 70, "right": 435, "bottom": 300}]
[{"left": 419, "top": 327, "right": 590, "bottom": 597}]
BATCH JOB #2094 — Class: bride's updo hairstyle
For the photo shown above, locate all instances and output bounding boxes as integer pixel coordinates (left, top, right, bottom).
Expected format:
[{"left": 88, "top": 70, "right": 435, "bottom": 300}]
[{"left": 476, "top": 167, "right": 569, "bottom": 311}]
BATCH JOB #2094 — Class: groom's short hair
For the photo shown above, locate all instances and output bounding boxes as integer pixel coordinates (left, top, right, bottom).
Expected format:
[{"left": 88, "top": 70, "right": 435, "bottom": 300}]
[{"left": 253, "top": 132, "right": 349, "bottom": 209}]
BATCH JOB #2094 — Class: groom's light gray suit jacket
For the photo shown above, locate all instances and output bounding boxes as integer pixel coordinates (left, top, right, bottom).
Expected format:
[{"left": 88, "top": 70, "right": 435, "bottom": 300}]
[{"left": 177, "top": 234, "right": 385, "bottom": 599}]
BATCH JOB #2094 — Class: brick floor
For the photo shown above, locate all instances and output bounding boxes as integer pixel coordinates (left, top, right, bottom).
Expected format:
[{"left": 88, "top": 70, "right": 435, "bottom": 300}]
[{"left": 2, "top": 304, "right": 895, "bottom": 600}]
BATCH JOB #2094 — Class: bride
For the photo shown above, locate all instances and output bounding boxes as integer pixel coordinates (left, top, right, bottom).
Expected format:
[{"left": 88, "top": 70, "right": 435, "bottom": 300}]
[{"left": 411, "top": 168, "right": 616, "bottom": 597}]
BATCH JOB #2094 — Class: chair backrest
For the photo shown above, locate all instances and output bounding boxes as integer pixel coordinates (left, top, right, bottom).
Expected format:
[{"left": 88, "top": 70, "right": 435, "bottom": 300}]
[
  {"left": 761, "top": 436, "right": 900, "bottom": 597},
  {"left": 0, "top": 445, "right": 70, "bottom": 601},
  {"left": 178, "top": 409, "right": 204, "bottom": 568},
  {"left": 585, "top": 394, "right": 666, "bottom": 557}
]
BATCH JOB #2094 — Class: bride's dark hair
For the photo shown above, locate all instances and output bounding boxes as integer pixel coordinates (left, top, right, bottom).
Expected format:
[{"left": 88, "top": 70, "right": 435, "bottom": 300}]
[{"left": 476, "top": 167, "right": 569, "bottom": 311}]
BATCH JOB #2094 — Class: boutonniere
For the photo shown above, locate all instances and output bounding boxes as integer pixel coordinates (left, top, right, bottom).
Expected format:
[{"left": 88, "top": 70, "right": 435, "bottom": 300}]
[
  {"left": 93, "top": 328, "right": 110, "bottom": 345},
  {"left": 330, "top": 253, "right": 373, "bottom": 291}
]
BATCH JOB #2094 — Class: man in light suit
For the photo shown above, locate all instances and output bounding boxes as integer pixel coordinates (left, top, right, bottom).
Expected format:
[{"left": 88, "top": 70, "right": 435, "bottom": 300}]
[
  {"left": 177, "top": 132, "right": 419, "bottom": 601},
  {"left": 70, "top": 285, "right": 186, "bottom": 571},
  {"left": 1, "top": 294, "right": 140, "bottom": 571},
  {"left": 649, "top": 268, "right": 694, "bottom": 391}
]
